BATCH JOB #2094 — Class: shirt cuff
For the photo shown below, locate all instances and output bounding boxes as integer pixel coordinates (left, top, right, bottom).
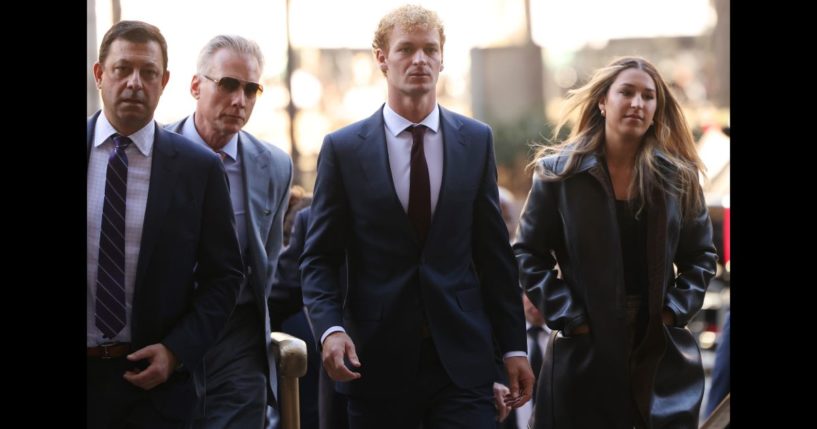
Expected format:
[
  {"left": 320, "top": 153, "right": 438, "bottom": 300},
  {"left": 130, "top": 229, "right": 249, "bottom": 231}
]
[
  {"left": 503, "top": 351, "right": 528, "bottom": 359},
  {"left": 321, "top": 326, "right": 346, "bottom": 345}
]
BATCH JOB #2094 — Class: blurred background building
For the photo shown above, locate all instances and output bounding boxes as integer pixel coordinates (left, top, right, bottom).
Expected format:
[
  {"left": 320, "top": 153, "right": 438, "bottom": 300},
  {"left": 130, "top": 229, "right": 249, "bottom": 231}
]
[{"left": 87, "top": 0, "right": 729, "bottom": 196}]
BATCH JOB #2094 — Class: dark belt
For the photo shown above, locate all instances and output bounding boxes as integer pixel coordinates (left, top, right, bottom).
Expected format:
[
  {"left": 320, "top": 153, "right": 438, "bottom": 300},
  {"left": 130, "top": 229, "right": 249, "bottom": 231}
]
[{"left": 87, "top": 342, "right": 131, "bottom": 359}]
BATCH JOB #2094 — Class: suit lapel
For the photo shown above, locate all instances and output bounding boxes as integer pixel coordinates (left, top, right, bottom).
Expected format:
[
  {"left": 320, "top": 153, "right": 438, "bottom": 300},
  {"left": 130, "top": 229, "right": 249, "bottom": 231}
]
[
  {"left": 239, "top": 133, "right": 270, "bottom": 309},
  {"left": 429, "top": 107, "right": 464, "bottom": 240},
  {"left": 355, "top": 107, "right": 413, "bottom": 229},
  {"left": 87, "top": 111, "right": 100, "bottom": 166},
  {"left": 134, "top": 125, "right": 180, "bottom": 293}
]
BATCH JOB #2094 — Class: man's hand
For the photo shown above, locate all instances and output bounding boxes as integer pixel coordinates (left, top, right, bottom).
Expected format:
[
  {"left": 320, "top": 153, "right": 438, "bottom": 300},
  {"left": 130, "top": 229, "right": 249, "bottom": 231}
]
[
  {"left": 503, "top": 356, "right": 534, "bottom": 409},
  {"left": 322, "top": 332, "right": 362, "bottom": 382},
  {"left": 123, "top": 343, "right": 178, "bottom": 390},
  {"left": 493, "top": 382, "right": 512, "bottom": 422}
]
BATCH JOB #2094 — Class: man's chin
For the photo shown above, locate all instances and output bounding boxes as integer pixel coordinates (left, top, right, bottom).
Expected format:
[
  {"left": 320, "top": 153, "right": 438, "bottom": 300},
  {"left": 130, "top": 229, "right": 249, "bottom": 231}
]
[{"left": 220, "top": 119, "right": 245, "bottom": 132}]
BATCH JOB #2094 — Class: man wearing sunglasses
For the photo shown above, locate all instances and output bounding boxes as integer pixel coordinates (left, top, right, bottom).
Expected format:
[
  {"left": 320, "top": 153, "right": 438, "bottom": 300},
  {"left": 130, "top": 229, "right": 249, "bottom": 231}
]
[
  {"left": 87, "top": 21, "right": 244, "bottom": 428},
  {"left": 166, "top": 35, "right": 293, "bottom": 428},
  {"left": 300, "top": 5, "right": 533, "bottom": 429}
]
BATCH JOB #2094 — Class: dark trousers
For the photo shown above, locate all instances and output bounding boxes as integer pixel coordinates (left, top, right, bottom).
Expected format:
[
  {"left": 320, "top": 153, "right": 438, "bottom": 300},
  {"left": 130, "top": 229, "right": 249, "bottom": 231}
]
[
  {"left": 87, "top": 357, "right": 190, "bottom": 429},
  {"left": 193, "top": 303, "right": 268, "bottom": 429},
  {"left": 319, "top": 363, "right": 349, "bottom": 429},
  {"left": 346, "top": 338, "right": 494, "bottom": 429}
]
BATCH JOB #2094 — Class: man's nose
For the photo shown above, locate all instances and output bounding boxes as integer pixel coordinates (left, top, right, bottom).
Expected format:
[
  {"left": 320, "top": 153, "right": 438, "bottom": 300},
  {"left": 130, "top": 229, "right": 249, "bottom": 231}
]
[
  {"left": 231, "top": 88, "right": 247, "bottom": 107},
  {"left": 126, "top": 71, "right": 142, "bottom": 89}
]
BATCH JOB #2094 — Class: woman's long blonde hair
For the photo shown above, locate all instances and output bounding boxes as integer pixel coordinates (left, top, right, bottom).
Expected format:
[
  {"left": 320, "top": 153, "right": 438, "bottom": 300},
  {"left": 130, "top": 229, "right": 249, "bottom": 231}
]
[{"left": 534, "top": 56, "right": 705, "bottom": 220}]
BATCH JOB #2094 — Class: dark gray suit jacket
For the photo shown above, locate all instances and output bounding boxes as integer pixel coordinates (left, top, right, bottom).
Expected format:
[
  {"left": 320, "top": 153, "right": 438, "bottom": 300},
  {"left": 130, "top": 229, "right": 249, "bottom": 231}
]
[{"left": 165, "top": 116, "right": 293, "bottom": 404}]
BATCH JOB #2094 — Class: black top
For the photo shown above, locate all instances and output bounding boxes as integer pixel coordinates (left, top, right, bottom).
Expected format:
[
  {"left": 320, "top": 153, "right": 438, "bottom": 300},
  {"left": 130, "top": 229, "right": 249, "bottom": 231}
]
[{"left": 614, "top": 199, "right": 648, "bottom": 297}]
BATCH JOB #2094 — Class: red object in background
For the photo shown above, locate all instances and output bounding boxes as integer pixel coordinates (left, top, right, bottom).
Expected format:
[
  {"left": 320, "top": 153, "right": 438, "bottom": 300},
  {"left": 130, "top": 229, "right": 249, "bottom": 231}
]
[{"left": 723, "top": 206, "right": 730, "bottom": 264}]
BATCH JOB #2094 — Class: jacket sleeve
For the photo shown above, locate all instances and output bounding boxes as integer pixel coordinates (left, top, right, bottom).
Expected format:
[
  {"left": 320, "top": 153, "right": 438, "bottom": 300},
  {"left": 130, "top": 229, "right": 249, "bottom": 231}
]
[
  {"left": 664, "top": 189, "right": 718, "bottom": 327},
  {"left": 300, "top": 135, "right": 349, "bottom": 346},
  {"left": 269, "top": 207, "right": 308, "bottom": 328},
  {"left": 164, "top": 154, "right": 244, "bottom": 367},
  {"left": 513, "top": 164, "right": 586, "bottom": 335},
  {"left": 471, "top": 130, "right": 526, "bottom": 355}
]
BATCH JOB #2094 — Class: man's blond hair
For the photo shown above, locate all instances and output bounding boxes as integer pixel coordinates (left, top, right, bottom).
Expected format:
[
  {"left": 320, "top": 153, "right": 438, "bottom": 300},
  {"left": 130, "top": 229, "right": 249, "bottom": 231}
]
[{"left": 372, "top": 4, "right": 446, "bottom": 55}]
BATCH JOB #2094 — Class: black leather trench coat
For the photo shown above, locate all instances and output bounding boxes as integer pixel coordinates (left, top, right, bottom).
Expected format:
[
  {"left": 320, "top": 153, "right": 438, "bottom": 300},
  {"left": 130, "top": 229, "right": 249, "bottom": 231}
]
[{"left": 513, "top": 151, "right": 717, "bottom": 429}]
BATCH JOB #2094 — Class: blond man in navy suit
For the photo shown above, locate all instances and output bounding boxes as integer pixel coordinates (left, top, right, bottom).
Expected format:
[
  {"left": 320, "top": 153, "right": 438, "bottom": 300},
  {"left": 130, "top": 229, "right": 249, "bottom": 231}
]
[{"left": 301, "top": 6, "right": 533, "bottom": 429}]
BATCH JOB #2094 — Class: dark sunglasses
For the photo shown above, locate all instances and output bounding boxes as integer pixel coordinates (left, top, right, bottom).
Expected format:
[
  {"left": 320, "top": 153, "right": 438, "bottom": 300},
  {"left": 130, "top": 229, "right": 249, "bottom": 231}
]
[{"left": 202, "top": 75, "right": 263, "bottom": 98}]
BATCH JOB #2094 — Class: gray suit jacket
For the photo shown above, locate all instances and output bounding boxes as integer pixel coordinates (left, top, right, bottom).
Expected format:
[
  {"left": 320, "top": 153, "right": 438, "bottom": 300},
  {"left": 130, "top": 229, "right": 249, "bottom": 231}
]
[{"left": 165, "top": 117, "right": 293, "bottom": 404}]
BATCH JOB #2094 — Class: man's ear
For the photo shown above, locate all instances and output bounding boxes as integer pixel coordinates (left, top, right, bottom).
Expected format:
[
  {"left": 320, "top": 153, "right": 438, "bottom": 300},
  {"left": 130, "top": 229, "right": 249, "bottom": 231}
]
[
  {"left": 375, "top": 49, "right": 388, "bottom": 75},
  {"left": 191, "top": 75, "right": 201, "bottom": 100},
  {"left": 93, "top": 62, "right": 103, "bottom": 88}
]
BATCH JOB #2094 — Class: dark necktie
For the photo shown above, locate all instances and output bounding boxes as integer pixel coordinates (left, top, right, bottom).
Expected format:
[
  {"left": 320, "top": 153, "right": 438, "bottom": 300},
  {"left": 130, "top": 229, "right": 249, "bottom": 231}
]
[
  {"left": 95, "top": 134, "right": 131, "bottom": 339},
  {"left": 528, "top": 326, "right": 544, "bottom": 400},
  {"left": 407, "top": 125, "right": 431, "bottom": 244}
]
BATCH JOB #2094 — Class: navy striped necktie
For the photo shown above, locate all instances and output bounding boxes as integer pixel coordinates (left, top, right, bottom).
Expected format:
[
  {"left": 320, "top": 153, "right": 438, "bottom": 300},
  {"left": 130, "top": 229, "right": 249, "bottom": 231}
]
[{"left": 95, "top": 134, "right": 131, "bottom": 339}]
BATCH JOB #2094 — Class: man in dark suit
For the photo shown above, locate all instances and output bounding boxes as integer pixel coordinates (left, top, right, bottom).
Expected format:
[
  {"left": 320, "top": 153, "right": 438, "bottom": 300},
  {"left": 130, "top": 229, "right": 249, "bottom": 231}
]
[
  {"left": 499, "top": 294, "right": 551, "bottom": 429},
  {"left": 300, "top": 5, "right": 534, "bottom": 429},
  {"left": 165, "top": 34, "right": 293, "bottom": 428},
  {"left": 87, "top": 21, "right": 244, "bottom": 428},
  {"left": 277, "top": 205, "right": 349, "bottom": 429}
]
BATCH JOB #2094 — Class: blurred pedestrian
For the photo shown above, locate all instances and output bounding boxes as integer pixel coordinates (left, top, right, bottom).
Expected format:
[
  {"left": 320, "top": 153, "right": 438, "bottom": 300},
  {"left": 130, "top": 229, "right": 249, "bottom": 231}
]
[
  {"left": 704, "top": 311, "right": 730, "bottom": 417},
  {"left": 499, "top": 293, "right": 551, "bottom": 429},
  {"left": 514, "top": 56, "right": 718, "bottom": 429}
]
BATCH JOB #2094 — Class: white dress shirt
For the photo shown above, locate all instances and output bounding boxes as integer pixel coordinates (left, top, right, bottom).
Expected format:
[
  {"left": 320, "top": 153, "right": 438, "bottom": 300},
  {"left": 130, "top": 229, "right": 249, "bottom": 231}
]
[
  {"left": 87, "top": 114, "right": 154, "bottom": 346},
  {"left": 382, "top": 103, "right": 443, "bottom": 216}
]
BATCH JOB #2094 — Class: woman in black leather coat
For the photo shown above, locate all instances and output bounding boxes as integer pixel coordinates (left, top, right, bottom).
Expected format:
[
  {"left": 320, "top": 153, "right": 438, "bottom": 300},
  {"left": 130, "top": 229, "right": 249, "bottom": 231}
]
[{"left": 513, "top": 56, "right": 717, "bottom": 429}]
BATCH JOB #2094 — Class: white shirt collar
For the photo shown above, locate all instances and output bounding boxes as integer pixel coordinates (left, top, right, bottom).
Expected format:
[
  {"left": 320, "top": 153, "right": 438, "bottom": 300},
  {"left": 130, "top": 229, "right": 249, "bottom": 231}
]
[
  {"left": 93, "top": 112, "right": 154, "bottom": 157},
  {"left": 383, "top": 103, "right": 440, "bottom": 137},
  {"left": 183, "top": 113, "right": 239, "bottom": 161}
]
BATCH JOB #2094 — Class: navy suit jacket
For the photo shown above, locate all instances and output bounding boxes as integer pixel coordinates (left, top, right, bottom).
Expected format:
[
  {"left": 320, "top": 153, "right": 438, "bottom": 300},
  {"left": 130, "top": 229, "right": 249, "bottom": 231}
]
[
  {"left": 301, "top": 105, "right": 526, "bottom": 396},
  {"left": 165, "top": 116, "right": 293, "bottom": 404},
  {"left": 276, "top": 207, "right": 312, "bottom": 291},
  {"left": 87, "top": 111, "right": 244, "bottom": 419}
]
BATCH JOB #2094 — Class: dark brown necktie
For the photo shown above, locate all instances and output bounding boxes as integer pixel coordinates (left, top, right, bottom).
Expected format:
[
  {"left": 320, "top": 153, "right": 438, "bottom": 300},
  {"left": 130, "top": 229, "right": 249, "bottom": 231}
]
[{"left": 407, "top": 125, "right": 431, "bottom": 244}]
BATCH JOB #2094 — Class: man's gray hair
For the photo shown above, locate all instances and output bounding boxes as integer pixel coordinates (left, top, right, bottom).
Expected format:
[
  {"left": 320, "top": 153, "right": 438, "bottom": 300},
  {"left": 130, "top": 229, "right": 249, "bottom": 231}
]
[{"left": 196, "top": 35, "right": 264, "bottom": 75}]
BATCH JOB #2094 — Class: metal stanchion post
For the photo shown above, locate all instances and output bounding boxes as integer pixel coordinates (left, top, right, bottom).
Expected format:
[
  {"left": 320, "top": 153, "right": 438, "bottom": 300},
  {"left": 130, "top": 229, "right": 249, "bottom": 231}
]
[{"left": 270, "top": 332, "right": 308, "bottom": 429}]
